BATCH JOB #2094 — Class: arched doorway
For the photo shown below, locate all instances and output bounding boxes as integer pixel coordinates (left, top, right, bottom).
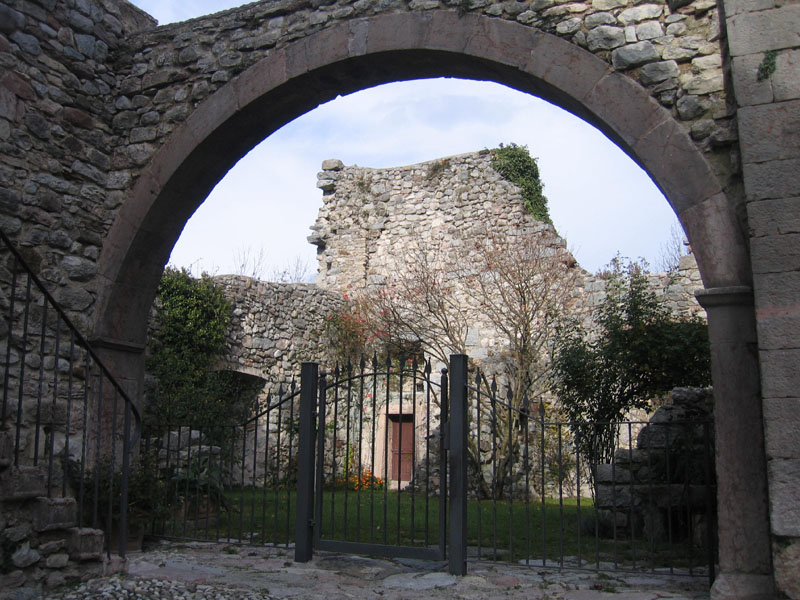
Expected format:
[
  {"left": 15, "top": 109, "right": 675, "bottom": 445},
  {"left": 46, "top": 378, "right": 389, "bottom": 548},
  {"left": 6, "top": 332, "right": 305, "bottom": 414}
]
[{"left": 92, "top": 12, "right": 770, "bottom": 597}]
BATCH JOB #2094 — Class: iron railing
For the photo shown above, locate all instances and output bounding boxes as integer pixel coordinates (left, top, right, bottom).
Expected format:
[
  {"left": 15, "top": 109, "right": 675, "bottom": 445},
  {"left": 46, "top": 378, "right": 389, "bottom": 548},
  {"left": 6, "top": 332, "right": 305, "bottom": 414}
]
[
  {"left": 455, "top": 356, "right": 716, "bottom": 585},
  {"left": 0, "top": 229, "right": 141, "bottom": 556},
  {"left": 141, "top": 353, "right": 716, "bottom": 585},
  {"left": 144, "top": 380, "right": 302, "bottom": 547}
]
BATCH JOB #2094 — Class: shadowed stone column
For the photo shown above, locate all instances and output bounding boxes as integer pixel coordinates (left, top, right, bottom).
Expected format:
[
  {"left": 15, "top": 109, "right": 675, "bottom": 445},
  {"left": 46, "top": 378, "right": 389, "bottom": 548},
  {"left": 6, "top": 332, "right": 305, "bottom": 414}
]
[
  {"left": 89, "top": 338, "right": 147, "bottom": 461},
  {"left": 696, "top": 287, "right": 774, "bottom": 600}
]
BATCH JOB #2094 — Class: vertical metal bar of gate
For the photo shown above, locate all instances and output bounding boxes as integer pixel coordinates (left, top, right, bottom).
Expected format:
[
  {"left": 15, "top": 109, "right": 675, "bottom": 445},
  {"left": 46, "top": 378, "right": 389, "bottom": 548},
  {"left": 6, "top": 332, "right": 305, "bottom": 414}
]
[
  {"left": 439, "top": 365, "right": 449, "bottom": 560},
  {"left": 448, "top": 354, "right": 468, "bottom": 576},
  {"left": 295, "top": 362, "right": 318, "bottom": 562}
]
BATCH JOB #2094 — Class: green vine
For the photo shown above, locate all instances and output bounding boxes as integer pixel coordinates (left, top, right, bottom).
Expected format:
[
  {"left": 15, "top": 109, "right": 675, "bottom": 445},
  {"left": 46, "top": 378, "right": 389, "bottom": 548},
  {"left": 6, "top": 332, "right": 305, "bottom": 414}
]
[
  {"left": 757, "top": 49, "right": 778, "bottom": 81},
  {"left": 491, "top": 143, "right": 551, "bottom": 224},
  {"left": 146, "top": 268, "right": 260, "bottom": 441}
]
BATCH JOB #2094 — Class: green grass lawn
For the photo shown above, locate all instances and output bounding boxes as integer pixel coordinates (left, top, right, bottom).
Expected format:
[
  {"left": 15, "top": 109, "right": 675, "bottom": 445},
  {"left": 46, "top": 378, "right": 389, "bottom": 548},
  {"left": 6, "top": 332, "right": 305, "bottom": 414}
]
[{"left": 155, "top": 486, "right": 710, "bottom": 572}]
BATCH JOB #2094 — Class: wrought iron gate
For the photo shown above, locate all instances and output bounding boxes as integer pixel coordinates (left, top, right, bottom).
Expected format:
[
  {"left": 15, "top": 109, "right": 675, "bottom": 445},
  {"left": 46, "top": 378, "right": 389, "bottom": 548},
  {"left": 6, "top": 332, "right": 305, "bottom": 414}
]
[
  {"left": 296, "top": 355, "right": 716, "bottom": 584},
  {"left": 296, "top": 356, "right": 450, "bottom": 563}
]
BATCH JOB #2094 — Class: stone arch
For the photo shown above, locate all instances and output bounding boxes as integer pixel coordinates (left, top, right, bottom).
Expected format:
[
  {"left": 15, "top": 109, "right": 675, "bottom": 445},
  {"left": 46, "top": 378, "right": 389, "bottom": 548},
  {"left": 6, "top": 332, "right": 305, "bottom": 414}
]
[
  {"left": 91, "top": 10, "right": 772, "bottom": 596},
  {"left": 212, "top": 363, "right": 268, "bottom": 382},
  {"left": 94, "top": 12, "right": 749, "bottom": 348}
]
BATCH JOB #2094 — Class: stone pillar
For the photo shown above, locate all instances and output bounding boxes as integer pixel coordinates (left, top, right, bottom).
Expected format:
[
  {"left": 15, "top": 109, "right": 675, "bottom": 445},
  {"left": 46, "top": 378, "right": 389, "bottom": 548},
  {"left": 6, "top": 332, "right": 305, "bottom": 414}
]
[
  {"left": 723, "top": 1, "right": 800, "bottom": 596},
  {"left": 695, "top": 287, "right": 774, "bottom": 599},
  {"left": 88, "top": 338, "right": 147, "bottom": 462},
  {"left": 89, "top": 338, "right": 146, "bottom": 415}
]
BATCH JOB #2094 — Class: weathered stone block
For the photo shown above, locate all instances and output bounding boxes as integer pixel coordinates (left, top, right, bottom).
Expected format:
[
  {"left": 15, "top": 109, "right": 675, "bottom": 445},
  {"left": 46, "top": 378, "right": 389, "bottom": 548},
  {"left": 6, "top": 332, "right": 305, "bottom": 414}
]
[
  {"left": 636, "top": 21, "right": 663, "bottom": 40},
  {"left": 748, "top": 198, "right": 800, "bottom": 238},
  {"left": 727, "top": 5, "right": 800, "bottom": 57},
  {"left": 753, "top": 271, "right": 800, "bottom": 350},
  {"left": 774, "top": 539, "right": 800, "bottom": 600},
  {"left": 682, "top": 70, "right": 724, "bottom": 95},
  {"left": 617, "top": 3, "right": 662, "bottom": 25},
  {"left": 594, "top": 463, "right": 632, "bottom": 483},
  {"left": 0, "top": 429, "right": 13, "bottom": 467},
  {"left": 32, "top": 497, "right": 77, "bottom": 532},
  {"left": 0, "top": 466, "right": 46, "bottom": 501},
  {"left": 4, "top": 523, "right": 32, "bottom": 543},
  {"left": 584, "top": 11, "right": 615, "bottom": 28},
  {"left": 0, "top": 569, "right": 25, "bottom": 588},
  {"left": 759, "top": 348, "right": 800, "bottom": 399},
  {"left": 591, "top": 0, "right": 625, "bottom": 9},
  {"left": 763, "top": 398, "right": 800, "bottom": 460},
  {"left": 754, "top": 311, "right": 800, "bottom": 352},
  {"left": 710, "top": 572, "right": 776, "bottom": 600},
  {"left": 751, "top": 232, "right": 800, "bottom": 275},
  {"left": 596, "top": 484, "right": 633, "bottom": 508},
  {"left": 732, "top": 53, "right": 774, "bottom": 107},
  {"left": 739, "top": 100, "right": 800, "bottom": 164},
  {"left": 640, "top": 60, "right": 679, "bottom": 85},
  {"left": 11, "top": 542, "right": 40, "bottom": 569},
  {"left": 768, "top": 459, "right": 800, "bottom": 536},
  {"left": 37, "top": 539, "right": 67, "bottom": 555},
  {"left": 44, "top": 553, "right": 70, "bottom": 569},
  {"left": 774, "top": 49, "right": 800, "bottom": 102},
  {"left": 67, "top": 528, "right": 104, "bottom": 561},
  {"left": 586, "top": 25, "right": 625, "bottom": 51}
]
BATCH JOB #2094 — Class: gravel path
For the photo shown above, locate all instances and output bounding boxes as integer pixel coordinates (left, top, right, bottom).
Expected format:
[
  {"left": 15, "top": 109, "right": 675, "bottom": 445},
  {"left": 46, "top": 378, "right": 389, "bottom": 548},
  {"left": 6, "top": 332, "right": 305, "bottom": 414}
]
[
  {"left": 46, "top": 577, "right": 272, "bottom": 600},
  {"left": 40, "top": 541, "right": 710, "bottom": 600}
]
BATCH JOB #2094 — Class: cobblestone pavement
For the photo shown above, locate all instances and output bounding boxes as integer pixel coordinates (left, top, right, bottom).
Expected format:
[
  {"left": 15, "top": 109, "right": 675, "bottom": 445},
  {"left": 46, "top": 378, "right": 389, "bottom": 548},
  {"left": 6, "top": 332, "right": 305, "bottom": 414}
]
[{"left": 45, "top": 541, "right": 710, "bottom": 600}]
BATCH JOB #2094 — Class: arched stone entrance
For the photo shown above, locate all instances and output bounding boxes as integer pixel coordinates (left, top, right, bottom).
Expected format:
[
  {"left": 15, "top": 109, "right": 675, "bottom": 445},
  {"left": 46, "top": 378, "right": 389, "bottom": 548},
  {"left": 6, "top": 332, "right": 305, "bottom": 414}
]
[
  {"left": 93, "top": 13, "right": 769, "bottom": 597},
  {"left": 3, "top": 0, "right": 797, "bottom": 596},
  {"left": 95, "top": 13, "right": 750, "bottom": 348}
]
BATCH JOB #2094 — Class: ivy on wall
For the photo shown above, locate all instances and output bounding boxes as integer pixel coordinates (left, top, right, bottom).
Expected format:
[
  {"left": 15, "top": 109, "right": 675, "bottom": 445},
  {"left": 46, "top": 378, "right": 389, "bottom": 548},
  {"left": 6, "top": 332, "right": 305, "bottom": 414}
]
[
  {"left": 491, "top": 143, "right": 552, "bottom": 224},
  {"left": 145, "top": 268, "right": 260, "bottom": 436}
]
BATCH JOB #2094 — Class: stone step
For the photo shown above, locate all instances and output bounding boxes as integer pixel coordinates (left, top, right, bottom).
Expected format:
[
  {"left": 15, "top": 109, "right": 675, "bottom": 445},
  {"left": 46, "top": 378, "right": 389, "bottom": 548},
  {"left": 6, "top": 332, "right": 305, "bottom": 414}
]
[
  {"left": 67, "top": 527, "right": 105, "bottom": 561},
  {"left": 33, "top": 496, "right": 78, "bottom": 532},
  {"left": 0, "top": 465, "right": 47, "bottom": 501}
]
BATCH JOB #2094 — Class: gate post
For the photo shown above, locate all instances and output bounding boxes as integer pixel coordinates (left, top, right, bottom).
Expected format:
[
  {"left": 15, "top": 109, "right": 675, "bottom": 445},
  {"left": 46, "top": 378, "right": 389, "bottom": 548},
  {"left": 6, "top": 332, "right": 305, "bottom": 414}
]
[
  {"left": 295, "top": 362, "right": 318, "bottom": 563},
  {"left": 448, "top": 354, "right": 468, "bottom": 576}
]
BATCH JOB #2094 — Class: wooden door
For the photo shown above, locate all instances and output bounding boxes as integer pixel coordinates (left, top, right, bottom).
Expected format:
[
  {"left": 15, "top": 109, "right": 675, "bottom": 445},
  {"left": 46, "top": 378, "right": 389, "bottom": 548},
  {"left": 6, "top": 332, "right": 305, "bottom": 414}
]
[{"left": 391, "top": 419, "right": 414, "bottom": 481}]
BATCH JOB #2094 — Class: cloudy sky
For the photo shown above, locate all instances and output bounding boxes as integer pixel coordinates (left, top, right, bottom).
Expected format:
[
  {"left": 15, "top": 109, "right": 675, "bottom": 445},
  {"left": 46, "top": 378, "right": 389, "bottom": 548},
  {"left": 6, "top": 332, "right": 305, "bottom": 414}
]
[{"left": 130, "top": 0, "right": 683, "bottom": 278}]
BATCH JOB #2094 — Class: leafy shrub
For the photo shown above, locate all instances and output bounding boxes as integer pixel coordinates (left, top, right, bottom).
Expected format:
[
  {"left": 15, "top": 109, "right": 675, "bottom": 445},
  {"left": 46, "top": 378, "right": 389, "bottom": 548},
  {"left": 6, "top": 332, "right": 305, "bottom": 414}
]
[{"left": 552, "top": 258, "right": 711, "bottom": 473}]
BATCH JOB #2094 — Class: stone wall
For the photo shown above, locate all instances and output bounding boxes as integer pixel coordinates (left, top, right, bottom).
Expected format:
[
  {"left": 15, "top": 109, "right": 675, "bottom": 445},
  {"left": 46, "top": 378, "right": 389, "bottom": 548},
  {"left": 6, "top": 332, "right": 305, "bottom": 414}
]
[
  {"left": 0, "top": 0, "right": 156, "bottom": 335},
  {"left": 594, "top": 387, "right": 715, "bottom": 548},
  {"left": 723, "top": 1, "right": 800, "bottom": 596},
  {"left": 213, "top": 275, "right": 343, "bottom": 393},
  {"left": 0, "top": 467, "right": 115, "bottom": 595},
  {"left": 0, "top": 0, "right": 731, "bottom": 339},
  {"left": 310, "top": 151, "right": 705, "bottom": 364},
  {"left": 2, "top": 0, "right": 796, "bottom": 593}
]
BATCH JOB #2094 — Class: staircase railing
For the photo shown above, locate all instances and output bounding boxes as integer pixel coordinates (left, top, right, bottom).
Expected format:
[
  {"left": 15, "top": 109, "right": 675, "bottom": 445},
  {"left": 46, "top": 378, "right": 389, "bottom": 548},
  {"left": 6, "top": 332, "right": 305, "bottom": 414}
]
[{"left": 0, "top": 228, "right": 141, "bottom": 557}]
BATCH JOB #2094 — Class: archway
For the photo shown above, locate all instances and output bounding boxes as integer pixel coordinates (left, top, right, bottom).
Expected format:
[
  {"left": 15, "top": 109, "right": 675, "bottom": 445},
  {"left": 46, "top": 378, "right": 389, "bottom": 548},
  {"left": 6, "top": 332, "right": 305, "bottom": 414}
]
[{"left": 93, "top": 12, "right": 769, "bottom": 597}]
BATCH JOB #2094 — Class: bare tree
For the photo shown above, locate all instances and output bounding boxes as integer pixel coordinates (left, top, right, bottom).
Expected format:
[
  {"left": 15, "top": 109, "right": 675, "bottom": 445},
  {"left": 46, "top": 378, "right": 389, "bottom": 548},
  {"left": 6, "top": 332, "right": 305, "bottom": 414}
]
[
  {"left": 268, "top": 255, "right": 314, "bottom": 283},
  {"left": 232, "top": 245, "right": 268, "bottom": 279},
  {"left": 357, "top": 227, "right": 579, "bottom": 497},
  {"left": 366, "top": 239, "right": 471, "bottom": 364},
  {"left": 657, "top": 222, "right": 688, "bottom": 274}
]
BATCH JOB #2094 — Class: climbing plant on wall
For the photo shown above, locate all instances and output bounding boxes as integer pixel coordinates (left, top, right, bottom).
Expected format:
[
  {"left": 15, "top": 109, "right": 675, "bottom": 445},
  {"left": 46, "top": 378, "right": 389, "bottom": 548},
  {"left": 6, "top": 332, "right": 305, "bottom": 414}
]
[
  {"left": 491, "top": 143, "right": 551, "bottom": 224},
  {"left": 145, "top": 268, "right": 260, "bottom": 437}
]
